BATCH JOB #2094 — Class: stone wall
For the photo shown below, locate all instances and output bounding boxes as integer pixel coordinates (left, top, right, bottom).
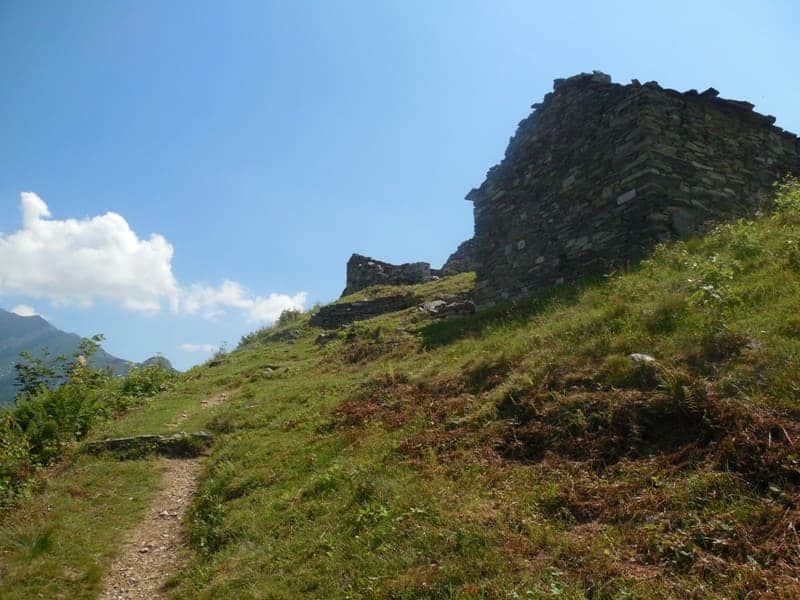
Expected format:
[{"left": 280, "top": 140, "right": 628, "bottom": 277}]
[
  {"left": 441, "top": 237, "right": 478, "bottom": 276},
  {"left": 343, "top": 254, "right": 435, "bottom": 297},
  {"left": 310, "top": 293, "right": 417, "bottom": 329},
  {"left": 466, "top": 71, "right": 800, "bottom": 306}
]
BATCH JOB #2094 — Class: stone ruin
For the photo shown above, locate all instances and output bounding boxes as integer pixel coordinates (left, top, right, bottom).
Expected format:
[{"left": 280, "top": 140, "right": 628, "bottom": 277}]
[
  {"left": 465, "top": 71, "right": 800, "bottom": 305},
  {"left": 342, "top": 246, "right": 478, "bottom": 298},
  {"left": 440, "top": 238, "right": 478, "bottom": 277},
  {"left": 311, "top": 293, "right": 417, "bottom": 329},
  {"left": 338, "top": 71, "right": 799, "bottom": 310},
  {"left": 342, "top": 254, "right": 440, "bottom": 297}
]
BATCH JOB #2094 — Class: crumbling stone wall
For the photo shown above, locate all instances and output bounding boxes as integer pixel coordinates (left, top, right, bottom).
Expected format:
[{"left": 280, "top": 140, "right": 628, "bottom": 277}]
[
  {"left": 311, "top": 293, "right": 417, "bottom": 329},
  {"left": 467, "top": 71, "right": 800, "bottom": 306},
  {"left": 343, "top": 254, "right": 435, "bottom": 297},
  {"left": 441, "top": 238, "right": 478, "bottom": 275}
]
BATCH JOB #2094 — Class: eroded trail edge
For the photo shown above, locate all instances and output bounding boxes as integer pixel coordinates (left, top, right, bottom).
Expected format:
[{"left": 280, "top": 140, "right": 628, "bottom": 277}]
[{"left": 100, "top": 457, "right": 202, "bottom": 599}]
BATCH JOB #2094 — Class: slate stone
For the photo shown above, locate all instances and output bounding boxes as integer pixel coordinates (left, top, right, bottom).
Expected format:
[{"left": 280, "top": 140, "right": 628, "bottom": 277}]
[
  {"left": 342, "top": 254, "right": 433, "bottom": 297},
  {"left": 310, "top": 294, "right": 417, "bottom": 329},
  {"left": 461, "top": 71, "right": 800, "bottom": 306}
]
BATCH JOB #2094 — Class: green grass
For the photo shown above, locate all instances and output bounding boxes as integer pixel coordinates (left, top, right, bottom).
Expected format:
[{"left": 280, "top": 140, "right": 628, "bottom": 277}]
[
  {"left": 0, "top": 456, "right": 163, "bottom": 599},
  {"left": 3, "top": 182, "right": 800, "bottom": 598}
]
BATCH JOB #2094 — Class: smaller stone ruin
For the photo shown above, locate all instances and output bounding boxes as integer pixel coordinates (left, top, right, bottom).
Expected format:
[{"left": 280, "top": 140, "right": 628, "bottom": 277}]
[
  {"left": 310, "top": 293, "right": 417, "bottom": 329},
  {"left": 342, "top": 254, "right": 438, "bottom": 297}
]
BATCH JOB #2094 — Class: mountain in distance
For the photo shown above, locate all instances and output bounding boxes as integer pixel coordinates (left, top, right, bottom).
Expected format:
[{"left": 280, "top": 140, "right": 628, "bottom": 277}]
[{"left": 0, "top": 308, "right": 172, "bottom": 405}]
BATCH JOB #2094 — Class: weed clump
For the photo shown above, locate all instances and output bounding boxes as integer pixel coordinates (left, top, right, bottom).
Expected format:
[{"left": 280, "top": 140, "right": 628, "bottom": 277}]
[{"left": 596, "top": 354, "right": 660, "bottom": 390}]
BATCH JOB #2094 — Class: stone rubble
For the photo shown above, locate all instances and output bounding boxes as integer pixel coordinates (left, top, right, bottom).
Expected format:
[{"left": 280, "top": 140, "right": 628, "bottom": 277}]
[
  {"left": 629, "top": 353, "right": 657, "bottom": 364},
  {"left": 420, "top": 297, "right": 476, "bottom": 318}
]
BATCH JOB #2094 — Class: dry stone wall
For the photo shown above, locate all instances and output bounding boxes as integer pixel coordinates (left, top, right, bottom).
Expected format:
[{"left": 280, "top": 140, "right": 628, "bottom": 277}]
[
  {"left": 310, "top": 293, "right": 417, "bottom": 329},
  {"left": 343, "top": 254, "right": 436, "bottom": 297},
  {"left": 441, "top": 237, "right": 478, "bottom": 276},
  {"left": 466, "top": 71, "right": 800, "bottom": 306}
]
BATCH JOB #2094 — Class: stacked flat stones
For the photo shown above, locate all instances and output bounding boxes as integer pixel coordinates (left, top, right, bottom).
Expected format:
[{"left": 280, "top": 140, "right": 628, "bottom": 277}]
[
  {"left": 464, "top": 71, "right": 800, "bottom": 306},
  {"left": 310, "top": 294, "right": 417, "bottom": 329},
  {"left": 441, "top": 238, "right": 478, "bottom": 276},
  {"left": 342, "top": 254, "right": 437, "bottom": 297}
]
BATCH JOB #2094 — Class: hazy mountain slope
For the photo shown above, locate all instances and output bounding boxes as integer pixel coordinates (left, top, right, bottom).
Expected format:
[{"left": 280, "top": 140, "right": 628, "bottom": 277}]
[{"left": 0, "top": 309, "right": 135, "bottom": 404}]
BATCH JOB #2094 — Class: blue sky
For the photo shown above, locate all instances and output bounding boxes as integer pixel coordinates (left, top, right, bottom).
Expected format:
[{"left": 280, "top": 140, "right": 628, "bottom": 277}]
[{"left": 1, "top": 1, "right": 798, "bottom": 369}]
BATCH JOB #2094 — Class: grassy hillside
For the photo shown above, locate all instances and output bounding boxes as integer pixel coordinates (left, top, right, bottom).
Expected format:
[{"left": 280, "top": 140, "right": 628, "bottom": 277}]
[{"left": 2, "top": 181, "right": 800, "bottom": 598}]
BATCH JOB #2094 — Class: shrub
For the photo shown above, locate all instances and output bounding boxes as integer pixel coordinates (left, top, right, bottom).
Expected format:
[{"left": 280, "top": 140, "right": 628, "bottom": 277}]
[
  {"left": 774, "top": 177, "right": 800, "bottom": 215},
  {"left": 0, "top": 338, "right": 178, "bottom": 507},
  {"left": 597, "top": 354, "right": 659, "bottom": 390},
  {"left": 12, "top": 383, "right": 105, "bottom": 465},
  {"left": 0, "top": 414, "right": 31, "bottom": 507},
  {"left": 276, "top": 309, "right": 301, "bottom": 327},
  {"left": 118, "top": 364, "right": 176, "bottom": 401}
]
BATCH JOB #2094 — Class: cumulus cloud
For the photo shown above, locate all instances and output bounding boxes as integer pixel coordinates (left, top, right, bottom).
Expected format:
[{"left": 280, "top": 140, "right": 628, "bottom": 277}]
[
  {"left": 181, "top": 281, "right": 307, "bottom": 322},
  {"left": 1, "top": 192, "right": 178, "bottom": 312},
  {"left": 10, "top": 304, "right": 38, "bottom": 317},
  {"left": 179, "top": 343, "right": 217, "bottom": 353},
  {"left": 0, "top": 193, "right": 307, "bottom": 323}
]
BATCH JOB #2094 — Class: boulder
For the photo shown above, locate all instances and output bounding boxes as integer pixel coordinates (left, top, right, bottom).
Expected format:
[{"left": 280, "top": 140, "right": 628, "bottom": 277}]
[
  {"left": 628, "top": 353, "right": 657, "bottom": 364},
  {"left": 420, "top": 297, "right": 476, "bottom": 318}
]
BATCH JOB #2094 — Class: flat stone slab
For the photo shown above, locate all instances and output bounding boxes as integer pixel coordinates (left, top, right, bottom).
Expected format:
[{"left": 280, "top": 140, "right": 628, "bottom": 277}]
[{"left": 85, "top": 431, "right": 214, "bottom": 459}]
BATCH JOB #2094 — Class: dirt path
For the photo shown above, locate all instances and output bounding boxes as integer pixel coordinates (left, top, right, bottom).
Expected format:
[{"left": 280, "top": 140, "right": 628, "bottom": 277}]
[
  {"left": 99, "top": 458, "right": 202, "bottom": 599},
  {"left": 99, "top": 391, "right": 231, "bottom": 599}
]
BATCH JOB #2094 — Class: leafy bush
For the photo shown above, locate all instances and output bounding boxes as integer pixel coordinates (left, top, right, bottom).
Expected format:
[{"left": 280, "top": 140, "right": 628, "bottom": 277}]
[
  {"left": 0, "top": 336, "right": 177, "bottom": 508},
  {"left": 0, "top": 414, "right": 31, "bottom": 505},
  {"left": 12, "top": 383, "right": 105, "bottom": 464},
  {"left": 774, "top": 176, "right": 800, "bottom": 214},
  {"left": 118, "top": 364, "right": 176, "bottom": 401}
]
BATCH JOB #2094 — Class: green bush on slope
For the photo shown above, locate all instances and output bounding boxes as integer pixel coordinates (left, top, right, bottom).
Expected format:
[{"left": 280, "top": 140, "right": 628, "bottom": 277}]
[{"left": 0, "top": 343, "right": 178, "bottom": 507}]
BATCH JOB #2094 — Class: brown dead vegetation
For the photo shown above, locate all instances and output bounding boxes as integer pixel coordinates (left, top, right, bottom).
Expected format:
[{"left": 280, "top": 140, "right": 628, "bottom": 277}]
[
  {"left": 328, "top": 348, "right": 800, "bottom": 593},
  {"left": 332, "top": 372, "right": 471, "bottom": 431}
]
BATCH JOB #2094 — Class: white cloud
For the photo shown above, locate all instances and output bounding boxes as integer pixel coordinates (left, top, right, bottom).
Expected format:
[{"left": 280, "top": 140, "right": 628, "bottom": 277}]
[
  {"left": 181, "top": 282, "right": 307, "bottom": 322},
  {"left": 1, "top": 192, "right": 178, "bottom": 312},
  {"left": 10, "top": 304, "right": 38, "bottom": 317},
  {"left": 0, "top": 193, "right": 307, "bottom": 324},
  {"left": 179, "top": 343, "right": 217, "bottom": 353}
]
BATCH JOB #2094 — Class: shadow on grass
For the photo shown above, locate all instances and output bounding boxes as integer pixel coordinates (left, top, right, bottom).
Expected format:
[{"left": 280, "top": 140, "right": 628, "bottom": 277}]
[{"left": 420, "top": 274, "right": 608, "bottom": 349}]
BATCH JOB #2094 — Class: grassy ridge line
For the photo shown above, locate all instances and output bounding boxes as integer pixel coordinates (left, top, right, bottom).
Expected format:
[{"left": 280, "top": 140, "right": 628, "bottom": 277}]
[{"left": 2, "top": 181, "right": 800, "bottom": 598}]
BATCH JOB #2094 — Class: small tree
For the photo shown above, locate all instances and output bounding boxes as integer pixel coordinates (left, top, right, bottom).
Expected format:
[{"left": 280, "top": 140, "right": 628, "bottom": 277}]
[
  {"left": 67, "top": 334, "right": 111, "bottom": 390},
  {"left": 13, "top": 334, "right": 107, "bottom": 401},
  {"left": 13, "top": 348, "right": 66, "bottom": 399}
]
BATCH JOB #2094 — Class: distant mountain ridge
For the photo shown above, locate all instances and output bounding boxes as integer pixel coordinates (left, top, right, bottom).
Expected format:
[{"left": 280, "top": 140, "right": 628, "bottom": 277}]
[{"left": 0, "top": 308, "right": 171, "bottom": 405}]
